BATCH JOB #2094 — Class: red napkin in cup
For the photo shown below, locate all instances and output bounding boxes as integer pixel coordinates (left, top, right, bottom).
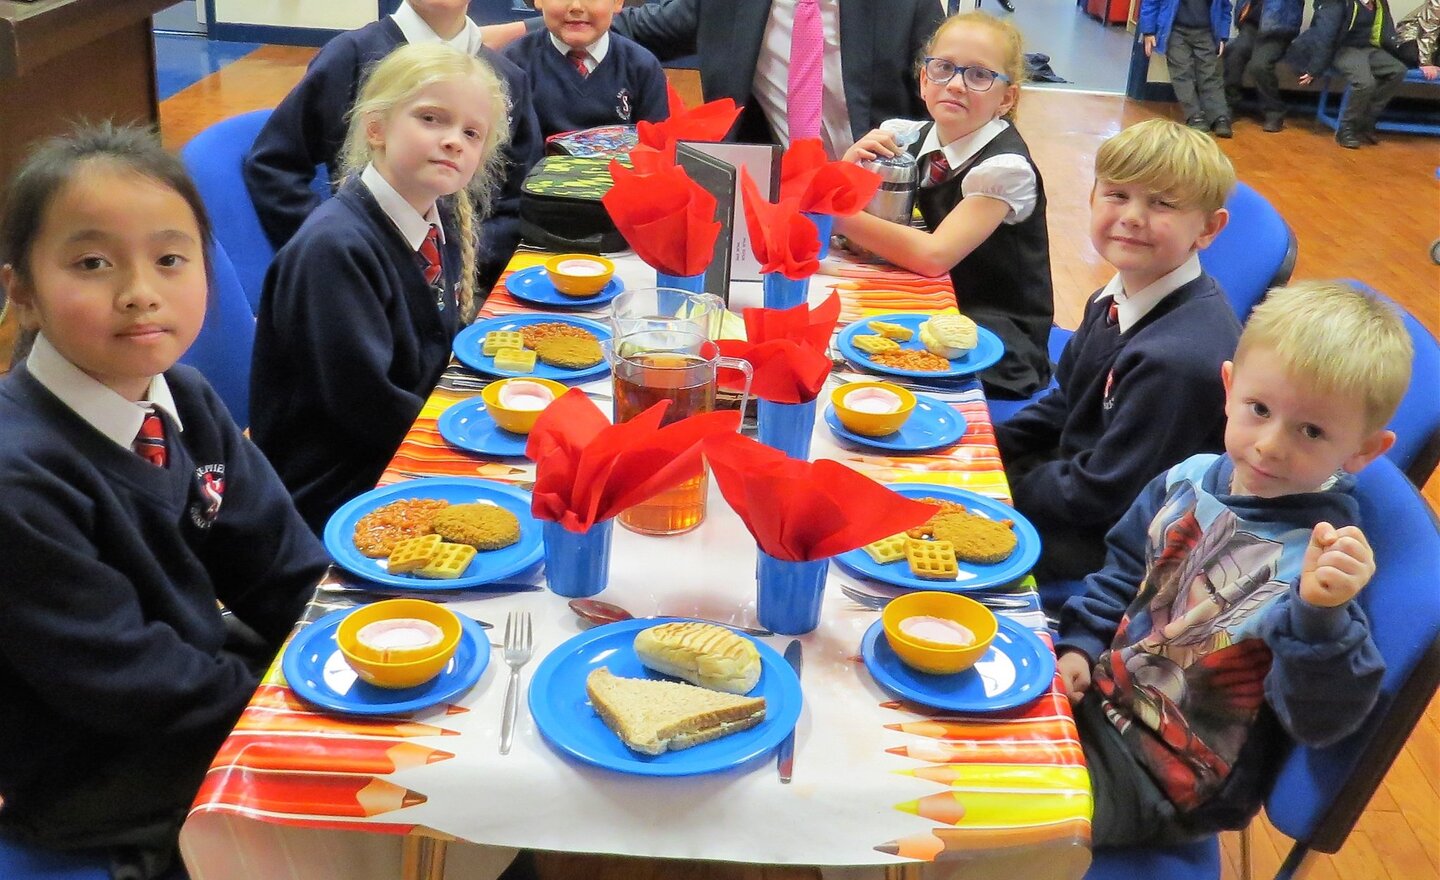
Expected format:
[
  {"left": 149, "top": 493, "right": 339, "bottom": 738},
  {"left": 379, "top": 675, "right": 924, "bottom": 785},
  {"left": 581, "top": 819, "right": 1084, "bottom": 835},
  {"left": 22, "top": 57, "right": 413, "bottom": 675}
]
[
  {"left": 740, "top": 168, "right": 820, "bottom": 280},
  {"left": 717, "top": 293, "right": 841, "bottom": 403},
  {"left": 526, "top": 390, "right": 741, "bottom": 532},
  {"left": 704, "top": 433, "right": 937, "bottom": 562},
  {"left": 604, "top": 160, "right": 721, "bottom": 278},
  {"left": 778, "top": 138, "right": 883, "bottom": 216},
  {"left": 634, "top": 82, "right": 743, "bottom": 163}
]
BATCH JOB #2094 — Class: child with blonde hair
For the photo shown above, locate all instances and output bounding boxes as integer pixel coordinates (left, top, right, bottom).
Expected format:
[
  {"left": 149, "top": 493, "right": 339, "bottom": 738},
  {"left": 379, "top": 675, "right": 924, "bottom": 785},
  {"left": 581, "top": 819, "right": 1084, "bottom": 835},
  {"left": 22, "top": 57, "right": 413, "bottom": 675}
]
[
  {"left": 251, "top": 42, "right": 511, "bottom": 531},
  {"left": 1057, "top": 281, "right": 1410, "bottom": 845},
  {"left": 837, "top": 12, "right": 1054, "bottom": 399},
  {"left": 998, "top": 118, "right": 1243, "bottom": 588}
]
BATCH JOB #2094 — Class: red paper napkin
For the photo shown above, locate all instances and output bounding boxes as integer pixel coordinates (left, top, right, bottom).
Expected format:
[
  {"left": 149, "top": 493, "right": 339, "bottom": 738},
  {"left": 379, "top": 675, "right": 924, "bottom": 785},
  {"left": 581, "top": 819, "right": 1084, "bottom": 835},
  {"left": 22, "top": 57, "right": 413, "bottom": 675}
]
[
  {"left": 604, "top": 160, "right": 721, "bottom": 278},
  {"left": 705, "top": 433, "right": 937, "bottom": 561},
  {"left": 778, "top": 138, "right": 883, "bottom": 216},
  {"left": 717, "top": 293, "right": 841, "bottom": 403},
  {"left": 740, "top": 168, "right": 820, "bottom": 280},
  {"left": 634, "top": 83, "right": 743, "bottom": 163},
  {"left": 526, "top": 390, "right": 740, "bottom": 532}
]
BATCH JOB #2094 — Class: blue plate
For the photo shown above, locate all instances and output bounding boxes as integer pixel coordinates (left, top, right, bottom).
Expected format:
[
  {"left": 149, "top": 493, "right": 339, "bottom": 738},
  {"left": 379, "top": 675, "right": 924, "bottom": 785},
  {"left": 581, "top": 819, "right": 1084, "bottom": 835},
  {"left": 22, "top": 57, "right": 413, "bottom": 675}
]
[
  {"left": 832, "top": 484, "right": 1040, "bottom": 592},
  {"left": 323, "top": 477, "right": 543, "bottom": 590},
  {"left": 283, "top": 607, "right": 490, "bottom": 716},
  {"left": 453, "top": 315, "right": 611, "bottom": 382},
  {"left": 505, "top": 265, "right": 624, "bottom": 309},
  {"left": 437, "top": 397, "right": 529, "bottom": 458},
  {"left": 860, "top": 616, "right": 1054, "bottom": 712},
  {"left": 837, "top": 313, "right": 1004, "bottom": 379},
  {"left": 824, "top": 392, "right": 968, "bottom": 452},
  {"left": 528, "top": 618, "right": 803, "bottom": 776}
]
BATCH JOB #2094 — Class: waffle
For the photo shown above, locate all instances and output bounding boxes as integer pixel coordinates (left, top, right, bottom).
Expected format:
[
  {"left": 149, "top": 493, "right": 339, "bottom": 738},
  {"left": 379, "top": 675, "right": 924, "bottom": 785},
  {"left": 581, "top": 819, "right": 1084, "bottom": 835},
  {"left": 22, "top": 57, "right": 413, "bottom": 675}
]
[
  {"left": 483, "top": 330, "right": 525, "bottom": 356},
  {"left": 387, "top": 533, "right": 444, "bottom": 574},
  {"left": 905, "top": 539, "right": 959, "bottom": 580},
  {"left": 851, "top": 334, "right": 900, "bottom": 355},
  {"left": 866, "top": 320, "right": 914, "bottom": 342},
  {"left": 493, "top": 347, "right": 537, "bottom": 373},
  {"left": 416, "top": 542, "right": 477, "bottom": 579},
  {"left": 862, "top": 533, "right": 909, "bottom": 565}
]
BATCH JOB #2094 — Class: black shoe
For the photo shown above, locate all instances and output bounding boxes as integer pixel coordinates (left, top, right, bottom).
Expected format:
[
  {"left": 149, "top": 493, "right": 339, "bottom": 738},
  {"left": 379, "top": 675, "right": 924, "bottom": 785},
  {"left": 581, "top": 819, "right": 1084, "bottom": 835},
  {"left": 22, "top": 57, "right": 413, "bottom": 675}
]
[
  {"left": 1262, "top": 112, "right": 1285, "bottom": 133},
  {"left": 1336, "top": 126, "right": 1362, "bottom": 149},
  {"left": 1186, "top": 114, "right": 1209, "bottom": 130},
  {"left": 1359, "top": 126, "right": 1380, "bottom": 145},
  {"left": 1211, "top": 116, "right": 1233, "bottom": 138},
  {"left": 996, "top": 0, "right": 1015, "bottom": 11}
]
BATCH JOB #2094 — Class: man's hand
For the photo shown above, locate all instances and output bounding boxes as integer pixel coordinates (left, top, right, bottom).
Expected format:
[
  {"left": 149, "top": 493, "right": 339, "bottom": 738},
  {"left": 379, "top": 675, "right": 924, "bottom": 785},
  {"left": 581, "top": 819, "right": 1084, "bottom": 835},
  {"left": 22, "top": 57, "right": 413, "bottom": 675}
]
[
  {"left": 1422, "top": 65, "right": 1440, "bottom": 80},
  {"left": 1299, "top": 522, "right": 1375, "bottom": 608},
  {"left": 842, "top": 129, "right": 902, "bottom": 163},
  {"left": 1058, "top": 651, "right": 1092, "bottom": 704},
  {"left": 1143, "top": 34, "right": 1157, "bottom": 57},
  {"left": 1297, "top": 72, "right": 1314, "bottom": 85}
]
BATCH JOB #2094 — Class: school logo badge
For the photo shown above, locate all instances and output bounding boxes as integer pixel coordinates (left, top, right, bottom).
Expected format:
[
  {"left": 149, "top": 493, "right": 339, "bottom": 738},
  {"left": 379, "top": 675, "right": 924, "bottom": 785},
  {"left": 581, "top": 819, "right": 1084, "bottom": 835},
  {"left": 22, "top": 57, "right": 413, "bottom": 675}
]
[
  {"left": 190, "top": 463, "right": 226, "bottom": 528},
  {"left": 1102, "top": 369, "right": 1116, "bottom": 410},
  {"left": 615, "top": 89, "right": 632, "bottom": 122}
]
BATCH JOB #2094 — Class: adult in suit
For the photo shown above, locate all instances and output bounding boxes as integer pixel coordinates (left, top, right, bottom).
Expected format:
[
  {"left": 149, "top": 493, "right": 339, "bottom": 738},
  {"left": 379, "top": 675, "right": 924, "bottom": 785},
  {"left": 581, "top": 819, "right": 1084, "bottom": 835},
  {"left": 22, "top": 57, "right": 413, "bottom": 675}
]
[{"left": 483, "top": 0, "right": 944, "bottom": 157}]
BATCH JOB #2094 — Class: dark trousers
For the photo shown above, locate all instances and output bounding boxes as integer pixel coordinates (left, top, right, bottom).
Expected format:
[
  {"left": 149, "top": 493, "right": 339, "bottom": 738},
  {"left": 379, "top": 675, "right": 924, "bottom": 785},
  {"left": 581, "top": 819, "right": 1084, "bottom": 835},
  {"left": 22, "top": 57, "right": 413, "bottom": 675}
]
[
  {"left": 1166, "top": 26, "right": 1231, "bottom": 122},
  {"left": 1332, "top": 45, "right": 1409, "bottom": 129},
  {"left": 1224, "top": 22, "right": 1293, "bottom": 115}
]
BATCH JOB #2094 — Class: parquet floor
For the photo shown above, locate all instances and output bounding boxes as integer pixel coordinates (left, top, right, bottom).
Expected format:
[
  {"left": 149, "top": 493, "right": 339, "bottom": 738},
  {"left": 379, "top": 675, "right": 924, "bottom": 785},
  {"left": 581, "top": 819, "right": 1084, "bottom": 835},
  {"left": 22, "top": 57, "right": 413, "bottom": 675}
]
[{"left": 160, "top": 46, "right": 1439, "bottom": 880}]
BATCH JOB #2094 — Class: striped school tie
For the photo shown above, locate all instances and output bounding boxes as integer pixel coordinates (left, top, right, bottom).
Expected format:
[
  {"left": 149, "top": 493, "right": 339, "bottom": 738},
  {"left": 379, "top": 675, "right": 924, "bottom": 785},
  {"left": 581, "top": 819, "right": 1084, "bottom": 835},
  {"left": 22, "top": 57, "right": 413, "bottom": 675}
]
[
  {"left": 568, "top": 49, "right": 589, "bottom": 78},
  {"left": 924, "top": 153, "right": 951, "bottom": 187},
  {"left": 787, "top": 0, "right": 824, "bottom": 141},
  {"left": 419, "top": 224, "right": 442, "bottom": 287},
  {"left": 133, "top": 411, "right": 167, "bottom": 467}
]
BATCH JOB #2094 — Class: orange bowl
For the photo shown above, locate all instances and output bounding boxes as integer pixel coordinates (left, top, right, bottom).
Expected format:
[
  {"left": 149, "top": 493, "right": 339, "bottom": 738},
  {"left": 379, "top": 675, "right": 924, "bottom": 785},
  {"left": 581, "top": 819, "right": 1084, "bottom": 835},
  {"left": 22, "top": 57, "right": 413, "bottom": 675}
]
[
  {"left": 544, "top": 254, "right": 615, "bottom": 297},
  {"left": 337, "top": 599, "right": 463, "bottom": 689},
  {"left": 830, "top": 382, "right": 916, "bottom": 436},
  {"left": 481, "top": 377, "right": 568, "bottom": 434},
  {"left": 881, "top": 591, "right": 998, "bottom": 675}
]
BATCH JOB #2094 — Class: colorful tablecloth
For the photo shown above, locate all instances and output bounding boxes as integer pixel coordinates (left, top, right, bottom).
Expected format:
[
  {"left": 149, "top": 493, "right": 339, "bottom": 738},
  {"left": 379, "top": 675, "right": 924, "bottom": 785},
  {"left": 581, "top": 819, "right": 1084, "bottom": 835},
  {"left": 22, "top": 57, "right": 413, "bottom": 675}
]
[{"left": 180, "top": 251, "right": 1092, "bottom": 880}]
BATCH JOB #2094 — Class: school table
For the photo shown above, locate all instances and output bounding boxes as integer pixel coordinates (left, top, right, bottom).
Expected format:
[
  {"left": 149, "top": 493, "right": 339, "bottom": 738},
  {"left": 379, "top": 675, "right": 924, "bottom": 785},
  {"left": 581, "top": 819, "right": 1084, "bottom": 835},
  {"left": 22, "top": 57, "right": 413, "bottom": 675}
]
[{"left": 179, "top": 250, "right": 1094, "bottom": 880}]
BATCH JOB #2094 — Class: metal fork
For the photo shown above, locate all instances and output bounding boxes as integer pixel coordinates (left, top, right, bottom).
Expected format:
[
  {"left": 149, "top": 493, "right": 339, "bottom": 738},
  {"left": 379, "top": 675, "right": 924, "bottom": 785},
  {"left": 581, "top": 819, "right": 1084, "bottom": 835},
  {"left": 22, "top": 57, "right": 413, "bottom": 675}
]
[
  {"left": 498, "top": 611, "right": 534, "bottom": 755},
  {"left": 839, "top": 583, "right": 1030, "bottom": 611}
]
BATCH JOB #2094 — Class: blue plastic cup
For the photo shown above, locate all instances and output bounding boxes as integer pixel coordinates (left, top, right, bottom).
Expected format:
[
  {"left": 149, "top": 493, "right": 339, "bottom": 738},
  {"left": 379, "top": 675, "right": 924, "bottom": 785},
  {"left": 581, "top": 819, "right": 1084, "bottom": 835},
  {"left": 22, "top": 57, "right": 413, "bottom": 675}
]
[
  {"left": 542, "top": 519, "right": 614, "bottom": 598},
  {"left": 755, "top": 551, "right": 829, "bottom": 635},
  {"left": 757, "top": 398, "right": 817, "bottom": 460},
  {"left": 803, "top": 211, "right": 834, "bottom": 259},
  {"left": 762, "top": 273, "right": 810, "bottom": 309},
  {"left": 654, "top": 270, "right": 706, "bottom": 294}
]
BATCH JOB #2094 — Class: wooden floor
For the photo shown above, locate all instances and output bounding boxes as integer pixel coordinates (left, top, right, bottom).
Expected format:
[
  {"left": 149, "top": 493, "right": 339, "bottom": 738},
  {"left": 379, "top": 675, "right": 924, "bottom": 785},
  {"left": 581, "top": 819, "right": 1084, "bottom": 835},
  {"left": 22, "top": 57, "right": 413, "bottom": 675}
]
[{"left": 159, "top": 47, "right": 1439, "bottom": 880}]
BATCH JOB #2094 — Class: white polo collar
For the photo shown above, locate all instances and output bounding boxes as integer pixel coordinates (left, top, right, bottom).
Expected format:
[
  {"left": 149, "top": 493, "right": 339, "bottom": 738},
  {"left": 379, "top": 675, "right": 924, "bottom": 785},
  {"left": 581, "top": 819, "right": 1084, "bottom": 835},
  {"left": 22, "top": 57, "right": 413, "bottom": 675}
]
[
  {"left": 1100, "top": 253, "right": 1203, "bottom": 333},
  {"left": 26, "top": 333, "right": 182, "bottom": 450},
  {"left": 548, "top": 31, "right": 611, "bottom": 67},
  {"left": 361, "top": 163, "right": 444, "bottom": 252},
  {"left": 391, "top": 3, "right": 484, "bottom": 55}
]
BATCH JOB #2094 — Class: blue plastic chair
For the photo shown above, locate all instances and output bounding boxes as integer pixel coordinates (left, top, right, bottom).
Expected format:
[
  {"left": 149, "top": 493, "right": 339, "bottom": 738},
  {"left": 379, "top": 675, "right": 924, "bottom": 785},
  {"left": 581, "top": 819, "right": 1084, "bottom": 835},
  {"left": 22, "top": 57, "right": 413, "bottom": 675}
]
[
  {"left": 178, "top": 238, "right": 255, "bottom": 428},
  {"left": 179, "top": 109, "right": 276, "bottom": 315},
  {"left": 0, "top": 840, "right": 110, "bottom": 879},
  {"left": 1085, "top": 456, "right": 1440, "bottom": 880},
  {"left": 1199, "top": 181, "right": 1297, "bottom": 321},
  {"left": 1352, "top": 284, "right": 1440, "bottom": 487}
]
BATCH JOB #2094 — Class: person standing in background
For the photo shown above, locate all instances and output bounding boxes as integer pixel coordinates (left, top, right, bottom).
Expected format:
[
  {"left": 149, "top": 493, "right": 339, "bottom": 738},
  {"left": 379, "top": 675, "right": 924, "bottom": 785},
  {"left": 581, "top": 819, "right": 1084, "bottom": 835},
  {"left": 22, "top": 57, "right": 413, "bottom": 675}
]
[{"left": 1223, "top": 0, "right": 1303, "bottom": 131}]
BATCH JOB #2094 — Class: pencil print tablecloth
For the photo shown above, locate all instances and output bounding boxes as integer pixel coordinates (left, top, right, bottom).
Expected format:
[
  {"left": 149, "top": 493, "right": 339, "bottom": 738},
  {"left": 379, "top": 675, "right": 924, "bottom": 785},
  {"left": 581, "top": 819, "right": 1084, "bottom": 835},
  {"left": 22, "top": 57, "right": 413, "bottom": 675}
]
[{"left": 180, "top": 251, "right": 1092, "bottom": 880}]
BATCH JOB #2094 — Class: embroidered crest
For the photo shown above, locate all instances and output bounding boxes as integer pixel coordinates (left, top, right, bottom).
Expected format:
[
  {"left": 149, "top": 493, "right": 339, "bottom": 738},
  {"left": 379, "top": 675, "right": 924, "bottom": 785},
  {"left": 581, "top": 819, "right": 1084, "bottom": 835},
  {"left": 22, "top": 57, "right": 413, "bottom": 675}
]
[
  {"left": 1102, "top": 369, "right": 1116, "bottom": 410},
  {"left": 189, "top": 463, "right": 226, "bottom": 528},
  {"left": 615, "top": 89, "right": 632, "bottom": 122}
]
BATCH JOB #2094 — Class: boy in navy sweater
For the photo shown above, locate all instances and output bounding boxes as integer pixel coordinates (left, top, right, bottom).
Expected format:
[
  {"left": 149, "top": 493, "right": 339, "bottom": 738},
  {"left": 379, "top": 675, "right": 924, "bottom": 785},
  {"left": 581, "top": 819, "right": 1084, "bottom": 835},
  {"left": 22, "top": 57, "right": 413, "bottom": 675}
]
[
  {"left": 996, "top": 120, "right": 1241, "bottom": 590},
  {"left": 504, "top": 0, "right": 669, "bottom": 138},
  {"left": 0, "top": 127, "right": 328, "bottom": 876},
  {"left": 1056, "top": 282, "right": 1409, "bottom": 844},
  {"left": 243, "top": 0, "right": 542, "bottom": 295}
]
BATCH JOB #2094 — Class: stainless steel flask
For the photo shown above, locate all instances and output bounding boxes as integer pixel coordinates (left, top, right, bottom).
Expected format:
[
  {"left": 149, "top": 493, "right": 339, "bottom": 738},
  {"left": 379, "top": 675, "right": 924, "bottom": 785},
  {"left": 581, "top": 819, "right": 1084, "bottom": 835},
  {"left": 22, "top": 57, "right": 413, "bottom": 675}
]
[{"left": 859, "top": 153, "right": 918, "bottom": 226}]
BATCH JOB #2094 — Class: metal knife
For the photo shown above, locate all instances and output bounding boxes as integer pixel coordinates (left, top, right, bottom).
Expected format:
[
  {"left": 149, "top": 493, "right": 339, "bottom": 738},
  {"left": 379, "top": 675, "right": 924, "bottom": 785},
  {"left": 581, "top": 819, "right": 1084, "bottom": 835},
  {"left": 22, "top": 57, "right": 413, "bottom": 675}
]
[{"left": 776, "top": 639, "right": 803, "bottom": 783}]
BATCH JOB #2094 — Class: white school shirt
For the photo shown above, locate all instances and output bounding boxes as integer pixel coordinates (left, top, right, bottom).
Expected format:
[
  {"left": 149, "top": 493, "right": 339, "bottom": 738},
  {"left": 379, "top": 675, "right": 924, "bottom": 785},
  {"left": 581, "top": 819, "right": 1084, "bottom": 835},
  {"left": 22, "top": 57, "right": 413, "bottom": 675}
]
[
  {"left": 549, "top": 31, "right": 612, "bottom": 74},
  {"left": 886, "top": 117, "right": 1038, "bottom": 225},
  {"left": 1099, "top": 253, "right": 1204, "bottom": 333},
  {"left": 26, "top": 333, "right": 183, "bottom": 449},
  {"left": 360, "top": 163, "right": 446, "bottom": 252},
  {"left": 752, "top": 0, "right": 852, "bottom": 157},
  {"left": 391, "top": 3, "right": 484, "bottom": 55}
]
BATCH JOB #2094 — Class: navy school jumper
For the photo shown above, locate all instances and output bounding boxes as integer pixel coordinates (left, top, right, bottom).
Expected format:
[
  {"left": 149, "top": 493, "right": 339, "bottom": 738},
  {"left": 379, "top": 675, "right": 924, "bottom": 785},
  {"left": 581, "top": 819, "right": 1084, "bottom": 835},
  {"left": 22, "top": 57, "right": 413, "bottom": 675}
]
[{"left": 503, "top": 29, "right": 668, "bottom": 138}]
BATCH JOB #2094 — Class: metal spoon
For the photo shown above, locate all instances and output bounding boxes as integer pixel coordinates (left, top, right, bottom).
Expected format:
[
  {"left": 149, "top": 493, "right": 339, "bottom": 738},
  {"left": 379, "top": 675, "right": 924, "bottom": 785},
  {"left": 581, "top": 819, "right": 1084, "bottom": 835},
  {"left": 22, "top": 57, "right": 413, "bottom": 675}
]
[{"left": 567, "top": 598, "right": 773, "bottom": 637}]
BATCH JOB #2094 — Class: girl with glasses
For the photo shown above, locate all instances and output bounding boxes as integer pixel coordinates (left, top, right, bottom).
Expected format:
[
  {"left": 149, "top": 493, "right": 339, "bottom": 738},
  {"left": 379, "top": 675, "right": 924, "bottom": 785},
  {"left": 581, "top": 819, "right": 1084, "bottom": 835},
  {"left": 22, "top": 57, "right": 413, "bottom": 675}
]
[{"left": 836, "top": 12, "right": 1054, "bottom": 401}]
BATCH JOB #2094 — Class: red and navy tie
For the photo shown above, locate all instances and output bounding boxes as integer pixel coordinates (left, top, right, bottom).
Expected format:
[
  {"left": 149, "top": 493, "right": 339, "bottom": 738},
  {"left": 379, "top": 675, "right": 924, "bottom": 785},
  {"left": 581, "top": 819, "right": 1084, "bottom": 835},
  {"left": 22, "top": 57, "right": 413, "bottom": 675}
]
[
  {"left": 133, "top": 412, "right": 167, "bottom": 468},
  {"left": 925, "top": 153, "right": 951, "bottom": 187},
  {"left": 419, "top": 224, "right": 443, "bottom": 287},
  {"left": 1107, "top": 300, "right": 1120, "bottom": 325},
  {"left": 568, "top": 49, "right": 589, "bottom": 78}
]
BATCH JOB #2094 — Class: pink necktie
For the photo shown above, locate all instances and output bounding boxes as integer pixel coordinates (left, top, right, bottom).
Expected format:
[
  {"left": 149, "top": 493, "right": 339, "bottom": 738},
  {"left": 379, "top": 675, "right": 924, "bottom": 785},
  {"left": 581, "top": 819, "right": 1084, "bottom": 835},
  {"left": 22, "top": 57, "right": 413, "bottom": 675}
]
[
  {"left": 133, "top": 412, "right": 167, "bottom": 468},
  {"left": 925, "top": 153, "right": 951, "bottom": 187},
  {"left": 568, "top": 49, "right": 589, "bottom": 78},
  {"left": 787, "top": 0, "right": 824, "bottom": 142},
  {"left": 419, "top": 224, "right": 442, "bottom": 287}
]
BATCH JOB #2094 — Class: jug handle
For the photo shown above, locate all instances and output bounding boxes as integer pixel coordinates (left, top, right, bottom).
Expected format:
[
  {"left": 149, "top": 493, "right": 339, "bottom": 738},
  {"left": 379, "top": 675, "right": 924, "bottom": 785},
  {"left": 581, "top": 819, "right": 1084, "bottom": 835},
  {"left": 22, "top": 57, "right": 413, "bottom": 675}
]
[{"left": 717, "top": 356, "right": 754, "bottom": 424}]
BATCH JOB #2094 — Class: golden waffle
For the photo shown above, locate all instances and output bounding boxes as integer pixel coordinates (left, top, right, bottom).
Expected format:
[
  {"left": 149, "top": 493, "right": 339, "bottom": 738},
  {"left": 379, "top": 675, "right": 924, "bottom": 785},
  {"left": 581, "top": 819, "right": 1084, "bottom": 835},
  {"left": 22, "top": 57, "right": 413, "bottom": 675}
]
[
  {"left": 866, "top": 320, "right": 914, "bottom": 342},
  {"left": 871, "top": 348, "right": 949, "bottom": 372},
  {"left": 520, "top": 321, "right": 596, "bottom": 350},
  {"left": 416, "top": 542, "right": 477, "bottom": 579},
  {"left": 353, "top": 498, "right": 450, "bottom": 558},
  {"left": 534, "top": 335, "right": 603, "bottom": 369},
  {"left": 387, "top": 533, "right": 444, "bottom": 574},
  {"left": 851, "top": 334, "right": 900, "bottom": 355},
  {"left": 493, "top": 347, "right": 537, "bottom": 373},
  {"left": 862, "top": 533, "right": 909, "bottom": 565},
  {"left": 905, "top": 538, "right": 959, "bottom": 580},
  {"left": 929, "top": 509, "right": 1018, "bottom": 565},
  {"left": 431, "top": 503, "right": 522, "bottom": 550},
  {"left": 483, "top": 330, "right": 525, "bottom": 356}
]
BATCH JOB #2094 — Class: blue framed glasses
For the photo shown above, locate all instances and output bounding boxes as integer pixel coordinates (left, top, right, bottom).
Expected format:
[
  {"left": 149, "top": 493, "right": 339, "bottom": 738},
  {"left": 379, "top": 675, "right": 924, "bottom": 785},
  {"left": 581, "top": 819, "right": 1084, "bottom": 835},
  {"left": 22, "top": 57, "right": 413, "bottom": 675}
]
[{"left": 922, "top": 58, "right": 1010, "bottom": 91}]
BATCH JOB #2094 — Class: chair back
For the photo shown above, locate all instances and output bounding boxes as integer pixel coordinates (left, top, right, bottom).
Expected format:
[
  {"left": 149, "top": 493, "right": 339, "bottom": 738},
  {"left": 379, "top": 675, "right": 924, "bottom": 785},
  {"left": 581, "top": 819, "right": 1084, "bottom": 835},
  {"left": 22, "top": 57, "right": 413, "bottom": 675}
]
[
  {"left": 0, "top": 838, "right": 109, "bottom": 879},
  {"left": 1364, "top": 286, "right": 1440, "bottom": 486},
  {"left": 1198, "top": 181, "right": 1297, "bottom": 320},
  {"left": 178, "top": 238, "right": 255, "bottom": 428},
  {"left": 179, "top": 109, "right": 275, "bottom": 314},
  {"left": 1263, "top": 457, "right": 1440, "bottom": 874}
]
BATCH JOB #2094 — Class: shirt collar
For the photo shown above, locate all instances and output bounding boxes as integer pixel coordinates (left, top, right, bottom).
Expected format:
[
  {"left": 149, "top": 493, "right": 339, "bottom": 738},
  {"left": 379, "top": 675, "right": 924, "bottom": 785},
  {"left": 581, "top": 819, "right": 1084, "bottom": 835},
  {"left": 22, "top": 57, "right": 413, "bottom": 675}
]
[
  {"left": 549, "top": 31, "right": 610, "bottom": 66},
  {"left": 391, "top": 4, "right": 483, "bottom": 54},
  {"left": 918, "top": 118, "right": 1010, "bottom": 174},
  {"left": 360, "top": 164, "right": 444, "bottom": 251},
  {"left": 26, "top": 333, "right": 182, "bottom": 449},
  {"left": 1099, "top": 253, "right": 1203, "bottom": 333}
]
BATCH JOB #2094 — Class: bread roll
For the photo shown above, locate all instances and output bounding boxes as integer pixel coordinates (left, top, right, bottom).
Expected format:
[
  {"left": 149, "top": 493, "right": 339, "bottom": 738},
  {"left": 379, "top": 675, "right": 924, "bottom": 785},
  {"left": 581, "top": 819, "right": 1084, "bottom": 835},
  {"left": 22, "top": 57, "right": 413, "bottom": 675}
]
[{"left": 633, "top": 622, "right": 762, "bottom": 694}]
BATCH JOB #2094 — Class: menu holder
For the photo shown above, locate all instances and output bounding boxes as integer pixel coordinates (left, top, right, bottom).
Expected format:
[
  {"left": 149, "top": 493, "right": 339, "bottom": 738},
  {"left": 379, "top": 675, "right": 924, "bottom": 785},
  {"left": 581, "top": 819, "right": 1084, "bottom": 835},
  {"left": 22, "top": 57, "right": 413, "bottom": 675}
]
[
  {"left": 676, "top": 141, "right": 783, "bottom": 287},
  {"left": 674, "top": 143, "right": 734, "bottom": 306}
]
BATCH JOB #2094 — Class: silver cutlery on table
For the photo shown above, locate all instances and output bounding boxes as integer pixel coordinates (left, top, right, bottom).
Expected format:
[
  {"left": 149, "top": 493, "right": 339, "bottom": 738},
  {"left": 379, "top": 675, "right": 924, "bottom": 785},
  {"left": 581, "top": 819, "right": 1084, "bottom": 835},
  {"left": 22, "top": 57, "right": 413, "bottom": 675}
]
[
  {"left": 315, "top": 581, "right": 543, "bottom": 604},
  {"left": 499, "top": 610, "right": 535, "bottom": 755},
  {"left": 839, "top": 583, "right": 1031, "bottom": 612},
  {"left": 567, "top": 598, "right": 773, "bottom": 638},
  {"left": 776, "top": 639, "right": 803, "bottom": 783}
]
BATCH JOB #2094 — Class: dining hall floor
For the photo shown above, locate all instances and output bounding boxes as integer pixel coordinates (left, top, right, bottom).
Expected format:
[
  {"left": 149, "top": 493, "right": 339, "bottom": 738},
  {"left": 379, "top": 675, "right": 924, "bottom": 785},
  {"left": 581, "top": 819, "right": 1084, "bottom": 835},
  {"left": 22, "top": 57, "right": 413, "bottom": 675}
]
[{"left": 154, "top": 37, "right": 1438, "bottom": 880}]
